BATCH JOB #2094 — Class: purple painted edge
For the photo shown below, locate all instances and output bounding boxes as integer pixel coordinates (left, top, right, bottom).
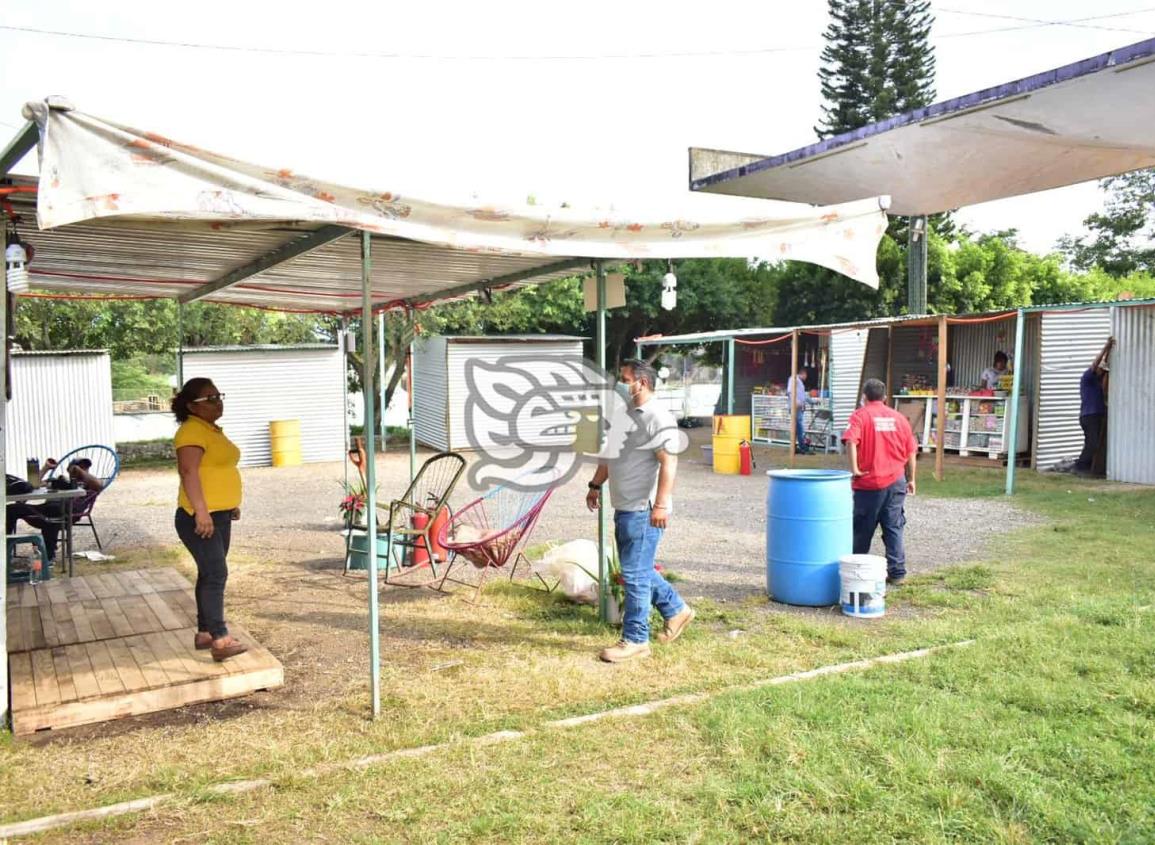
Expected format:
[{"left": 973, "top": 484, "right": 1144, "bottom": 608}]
[{"left": 691, "top": 36, "right": 1155, "bottom": 192}]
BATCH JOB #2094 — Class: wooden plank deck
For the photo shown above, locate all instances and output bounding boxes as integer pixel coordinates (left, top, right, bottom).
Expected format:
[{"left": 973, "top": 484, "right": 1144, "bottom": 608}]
[{"left": 5, "top": 567, "right": 283, "bottom": 735}]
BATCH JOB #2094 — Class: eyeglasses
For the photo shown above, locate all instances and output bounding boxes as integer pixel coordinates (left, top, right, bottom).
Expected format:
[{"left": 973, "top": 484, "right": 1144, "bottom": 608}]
[{"left": 190, "top": 393, "right": 225, "bottom": 404}]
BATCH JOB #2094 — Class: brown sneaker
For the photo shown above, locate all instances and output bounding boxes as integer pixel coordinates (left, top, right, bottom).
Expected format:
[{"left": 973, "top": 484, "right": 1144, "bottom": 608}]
[
  {"left": 210, "top": 638, "right": 248, "bottom": 662},
  {"left": 194, "top": 632, "right": 213, "bottom": 650},
  {"left": 657, "top": 606, "right": 695, "bottom": 644},
  {"left": 599, "top": 640, "right": 651, "bottom": 663}
]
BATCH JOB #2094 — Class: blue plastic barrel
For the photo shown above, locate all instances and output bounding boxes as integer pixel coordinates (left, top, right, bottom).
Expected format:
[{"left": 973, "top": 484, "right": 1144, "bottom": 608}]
[{"left": 765, "top": 469, "right": 853, "bottom": 606}]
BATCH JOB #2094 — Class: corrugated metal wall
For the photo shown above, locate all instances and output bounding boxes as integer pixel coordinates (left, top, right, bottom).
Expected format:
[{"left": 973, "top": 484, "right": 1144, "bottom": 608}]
[
  {"left": 890, "top": 325, "right": 940, "bottom": 388},
  {"left": 860, "top": 327, "right": 889, "bottom": 389},
  {"left": 732, "top": 342, "right": 794, "bottom": 415},
  {"left": 950, "top": 319, "right": 1017, "bottom": 388},
  {"left": 830, "top": 329, "right": 868, "bottom": 432},
  {"left": 413, "top": 337, "right": 449, "bottom": 450},
  {"left": 445, "top": 340, "right": 584, "bottom": 450},
  {"left": 1035, "top": 309, "right": 1112, "bottom": 470},
  {"left": 183, "top": 347, "right": 345, "bottom": 467},
  {"left": 1108, "top": 304, "right": 1155, "bottom": 484},
  {"left": 6, "top": 352, "right": 116, "bottom": 470}
]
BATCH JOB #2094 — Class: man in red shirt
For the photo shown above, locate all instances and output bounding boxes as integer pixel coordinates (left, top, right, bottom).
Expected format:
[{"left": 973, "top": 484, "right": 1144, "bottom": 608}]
[{"left": 842, "top": 378, "right": 918, "bottom": 585}]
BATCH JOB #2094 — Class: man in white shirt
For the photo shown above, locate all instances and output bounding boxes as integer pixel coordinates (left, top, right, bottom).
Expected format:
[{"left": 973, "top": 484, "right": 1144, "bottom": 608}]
[
  {"left": 586, "top": 359, "right": 694, "bottom": 663},
  {"left": 979, "top": 351, "right": 1008, "bottom": 390}
]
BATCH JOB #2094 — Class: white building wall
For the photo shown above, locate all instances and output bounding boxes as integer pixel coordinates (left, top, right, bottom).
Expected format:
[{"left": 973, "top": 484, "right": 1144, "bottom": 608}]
[
  {"left": 413, "top": 337, "right": 450, "bottom": 451},
  {"left": 182, "top": 346, "right": 345, "bottom": 467},
  {"left": 6, "top": 351, "right": 116, "bottom": 470}
]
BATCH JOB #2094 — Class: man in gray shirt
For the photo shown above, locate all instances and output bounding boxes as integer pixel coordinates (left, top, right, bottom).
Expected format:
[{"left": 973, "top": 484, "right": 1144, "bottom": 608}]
[{"left": 586, "top": 359, "right": 694, "bottom": 662}]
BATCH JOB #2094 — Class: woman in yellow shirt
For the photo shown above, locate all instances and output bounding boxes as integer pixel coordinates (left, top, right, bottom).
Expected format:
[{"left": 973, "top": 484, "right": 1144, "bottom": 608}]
[{"left": 172, "top": 378, "right": 247, "bottom": 662}]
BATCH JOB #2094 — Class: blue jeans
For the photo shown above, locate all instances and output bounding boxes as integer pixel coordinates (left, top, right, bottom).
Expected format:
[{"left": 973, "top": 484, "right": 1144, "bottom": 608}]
[
  {"left": 852, "top": 477, "right": 907, "bottom": 579},
  {"left": 615, "top": 509, "right": 686, "bottom": 644},
  {"left": 795, "top": 409, "right": 806, "bottom": 450}
]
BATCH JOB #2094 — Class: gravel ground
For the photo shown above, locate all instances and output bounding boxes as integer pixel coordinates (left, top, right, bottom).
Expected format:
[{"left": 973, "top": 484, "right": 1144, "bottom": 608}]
[{"left": 89, "top": 427, "right": 1042, "bottom": 608}]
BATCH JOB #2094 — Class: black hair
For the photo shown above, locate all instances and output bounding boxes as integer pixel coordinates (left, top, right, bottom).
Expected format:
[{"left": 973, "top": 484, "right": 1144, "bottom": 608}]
[
  {"left": 620, "top": 358, "right": 658, "bottom": 390},
  {"left": 171, "top": 377, "right": 215, "bottom": 422},
  {"left": 994, "top": 351, "right": 1008, "bottom": 367},
  {"left": 863, "top": 378, "right": 887, "bottom": 402}
]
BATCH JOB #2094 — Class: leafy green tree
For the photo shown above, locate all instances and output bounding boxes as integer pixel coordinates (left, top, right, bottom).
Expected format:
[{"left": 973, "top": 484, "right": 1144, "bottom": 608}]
[{"left": 1059, "top": 169, "right": 1155, "bottom": 276}]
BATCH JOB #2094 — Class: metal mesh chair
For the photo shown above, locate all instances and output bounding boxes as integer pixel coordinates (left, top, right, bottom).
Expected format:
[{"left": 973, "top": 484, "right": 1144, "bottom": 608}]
[
  {"left": 436, "top": 474, "right": 556, "bottom": 601},
  {"left": 43, "top": 444, "right": 120, "bottom": 550},
  {"left": 378, "top": 452, "right": 467, "bottom": 587}
]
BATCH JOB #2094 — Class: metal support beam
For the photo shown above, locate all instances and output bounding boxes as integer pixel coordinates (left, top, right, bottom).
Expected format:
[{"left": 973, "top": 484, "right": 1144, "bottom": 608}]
[
  {"left": 360, "top": 232, "right": 381, "bottom": 720},
  {"left": 340, "top": 316, "right": 349, "bottom": 494},
  {"left": 726, "top": 339, "right": 735, "bottom": 414},
  {"left": 1, "top": 227, "right": 10, "bottom": 727},
  {"left": 907, "top": 216, "right": 929, "bottom": 315},
  {"left": 789, "top": 330, "right": 799, "bottom": 469},
  {"left": 935, "top": 315, "right": 947, "bottom": 481},
  {"left": 178, "top": 225, "right": 352, "bottom": 304},
  {"left": 408, "top": 339, "right": 416, "bottom": 483},
  {"left": 397, "top": 258, "right": 591, "bottom": 311},
  {"left": 595, "top": 260, "right": 609, "bottom": 625},
  {"left": 176, "top": 303, "right": 184, "bottom": 388},
  {"left": 0, "top": 122, "right": 37, "bottom": 178},
  {"left": 378, "top": 311, "right": 387, "bottom": 454},
  {"left": 1005, "top": 308, "right": 1026, "bottom": 495}
]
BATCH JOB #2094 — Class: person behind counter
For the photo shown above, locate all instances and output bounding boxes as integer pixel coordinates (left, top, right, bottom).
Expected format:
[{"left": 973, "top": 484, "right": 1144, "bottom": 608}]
[
  {"left": 979, "top": 351, "right": 1008, "bottom": 390},
  {"left": 1075, "top": 337, "right": 1114, "bottom": 476},
  {"left": 787, "top": 366, "right": 810, "bottom": 454}
]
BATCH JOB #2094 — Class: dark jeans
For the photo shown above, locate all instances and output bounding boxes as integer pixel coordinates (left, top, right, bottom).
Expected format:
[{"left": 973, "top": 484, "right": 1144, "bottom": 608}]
[
  {"left": 852, "top": 476, "right": 908, "bottom": 579},
  {"left": 795, "top": 409, "right": 806, "bottom": 451},
  {"left": 7, "top": 501, "right": 65, "bottom": 559},
  {"left": 1076, "top": 413, "right": 1106, "bottom": 473},
  {"left": 175, "top": 509, "right": 233, "bottom": 639}
]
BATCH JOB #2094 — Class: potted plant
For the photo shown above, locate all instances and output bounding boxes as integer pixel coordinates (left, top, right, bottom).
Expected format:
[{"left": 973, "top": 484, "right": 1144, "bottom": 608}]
[
  {"left": 605, "top": 542, "right": 625, "bottom": 625},
  {"left": 340, "top": 480, "right": 400, "bottom": 572}
]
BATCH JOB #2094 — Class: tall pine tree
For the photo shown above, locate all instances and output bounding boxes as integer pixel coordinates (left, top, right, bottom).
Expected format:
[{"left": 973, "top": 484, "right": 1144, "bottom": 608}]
[{"left": 816, "top": 0, "right": 936, "bottom": 139}]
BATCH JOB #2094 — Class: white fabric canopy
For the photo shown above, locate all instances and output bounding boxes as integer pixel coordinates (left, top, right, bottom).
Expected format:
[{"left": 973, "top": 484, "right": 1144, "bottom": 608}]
[{"left": 20, "top": 98, "right": 890, "bottom": 303}]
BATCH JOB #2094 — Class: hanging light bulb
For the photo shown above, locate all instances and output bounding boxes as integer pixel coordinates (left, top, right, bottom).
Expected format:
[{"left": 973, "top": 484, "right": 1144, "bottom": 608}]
[
  {"left": 661, "top": 262, "right": 677, "bottom": 311},
  {"left": 6, "top": 239, "right": 29, "bottom": 294}
]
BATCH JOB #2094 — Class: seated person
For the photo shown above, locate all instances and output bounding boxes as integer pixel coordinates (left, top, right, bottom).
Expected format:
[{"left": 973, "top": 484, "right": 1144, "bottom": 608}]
[{"left": 7, "top": 458, "right": 104, "bottom": 563}]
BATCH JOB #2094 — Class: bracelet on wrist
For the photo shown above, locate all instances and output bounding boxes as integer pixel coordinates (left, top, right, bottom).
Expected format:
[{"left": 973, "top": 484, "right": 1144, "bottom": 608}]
[{"left": 588, "top": 481, "right": 602, "bottom": 491}]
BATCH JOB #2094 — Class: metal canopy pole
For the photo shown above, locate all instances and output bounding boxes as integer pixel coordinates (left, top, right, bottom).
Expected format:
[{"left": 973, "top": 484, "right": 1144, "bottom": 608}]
[
  {"left": 908, "top": 216, "right": 929, "bottom": 314},
  {"left": 935, "top": 316, "right": 947, "bottom": 482},
  {"left": 595, "top": 260, "right": 609, "bottom": 625},
  {"left": 378, "top": 311, "right": 387, "bottom": 455},
  {"left": 789, "top": 330, "right": 799, "bottom": 469},
  {"left": 408, "top": 337, "right": 416, "bottom": 483},
  {"left": 1, "top": 227, "right": 9, "bottom": 727},
  {"left": 176, "top": 303, "right": 184, "bottom": 388},
  {"left": 726, "top": 339, "right": 735, "bottom": 414},
  {"left": 340, "top": 316, "right": 349, "bottom": 493},
  {"left": 1005, "top": 308, "right": 1026, "bottom": 495},
  {"left": 360, "top": 232, "right": 381, "bottom": 719}
]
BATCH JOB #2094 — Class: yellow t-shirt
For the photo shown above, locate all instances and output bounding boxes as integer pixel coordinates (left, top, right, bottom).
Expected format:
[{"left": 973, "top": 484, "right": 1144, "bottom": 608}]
[{"left": 174, "top": 416, "right": 242, "bottom": 515}]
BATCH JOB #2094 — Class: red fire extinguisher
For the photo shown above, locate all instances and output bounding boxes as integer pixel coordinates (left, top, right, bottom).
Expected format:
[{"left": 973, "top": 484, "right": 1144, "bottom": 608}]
[
  {"left": 410, "top": 506, "right": 449, "bottom": 567},
  {"left": 739, "top": 439, "right": 754, "bottom": 476}
]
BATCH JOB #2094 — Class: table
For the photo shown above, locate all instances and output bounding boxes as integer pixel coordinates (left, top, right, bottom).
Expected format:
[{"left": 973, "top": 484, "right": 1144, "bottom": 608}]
[{"left": 6, "top": 487, "right": 88, "bottom": 577}]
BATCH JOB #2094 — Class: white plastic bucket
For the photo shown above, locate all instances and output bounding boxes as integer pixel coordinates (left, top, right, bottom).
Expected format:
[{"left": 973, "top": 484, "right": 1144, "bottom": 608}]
[{"left": 839, "top": 554, "right": 887, "bottom": 618}]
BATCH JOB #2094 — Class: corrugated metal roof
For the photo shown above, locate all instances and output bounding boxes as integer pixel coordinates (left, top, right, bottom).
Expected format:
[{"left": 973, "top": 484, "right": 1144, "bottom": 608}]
[
  {"left": 10, "top": 349, "right": 108, "bottom": 356},
  {"left": 444, "top": 335, "right": 587, "bottom": 343},
  {"left": 184, "top": 344, "right": 338, "bottom": 354},
  {"left": 2, "top": 180, "right": 590, "bottom": 314}
]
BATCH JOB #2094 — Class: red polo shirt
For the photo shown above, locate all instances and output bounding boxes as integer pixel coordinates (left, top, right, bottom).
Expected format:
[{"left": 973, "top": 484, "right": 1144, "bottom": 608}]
[{"left": 842, "top": 401, "right": 918, "bottom": 491}]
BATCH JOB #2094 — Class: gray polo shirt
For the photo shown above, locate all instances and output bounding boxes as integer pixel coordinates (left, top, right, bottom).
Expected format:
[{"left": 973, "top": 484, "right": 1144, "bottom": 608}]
[{"left": 607, "top": 399, "right": 680, "bottom": 513}]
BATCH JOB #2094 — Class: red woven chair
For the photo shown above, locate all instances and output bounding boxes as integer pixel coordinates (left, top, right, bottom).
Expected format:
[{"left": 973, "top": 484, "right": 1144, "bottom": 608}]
[{"left": 436, "top": 474, "right": 556, "bottom": 601}]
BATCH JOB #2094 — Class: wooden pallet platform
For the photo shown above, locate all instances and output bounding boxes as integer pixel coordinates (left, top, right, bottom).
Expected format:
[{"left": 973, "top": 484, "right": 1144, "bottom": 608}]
[{"left": 6, "top": 567, "right": 282, "bottom": 735}]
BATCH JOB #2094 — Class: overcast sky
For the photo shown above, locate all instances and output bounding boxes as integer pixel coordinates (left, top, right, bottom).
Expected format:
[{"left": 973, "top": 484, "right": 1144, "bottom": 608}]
[{"left": 2, "top": 0, "right": 1152, "bottom": 254}]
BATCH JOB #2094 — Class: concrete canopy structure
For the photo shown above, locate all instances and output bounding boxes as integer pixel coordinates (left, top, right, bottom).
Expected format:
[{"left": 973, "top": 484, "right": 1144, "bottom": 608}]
[{"left": 689, "top": 37, "right": 1155, "bottom": 216}]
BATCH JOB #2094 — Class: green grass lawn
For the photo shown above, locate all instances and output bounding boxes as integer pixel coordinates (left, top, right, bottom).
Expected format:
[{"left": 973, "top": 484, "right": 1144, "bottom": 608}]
[{"left": 5, "top": 469, "right": 1154, "bottom": 843}]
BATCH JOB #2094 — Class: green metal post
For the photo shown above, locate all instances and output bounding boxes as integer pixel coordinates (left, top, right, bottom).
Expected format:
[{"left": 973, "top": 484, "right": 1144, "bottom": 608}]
[
  {"left": 1005, "top": 308, "right": 1026, "bottom": 495},
  {"left": 176, "top": 303, "right": 184, "bottom": 388},
  {"left": 378, "top": 311, "right": 387, "bottom": 454},
  {"left": 726, "top": 338, "right": 735, "bottom": 414},
  {"left": 360, "top": 232, "right": 381, "bottom": 719},
  {"left": 596, "top": 261, "right": 609, "bottom": 625},
  {"left": 408, "top": 337, "right": 416, "bottom": 483},
  {"left": 340, "top": 316, "right": 349, "bottom": 493},
  {"left": 908, "top": 216, "right": 929, "bottom": 314}
]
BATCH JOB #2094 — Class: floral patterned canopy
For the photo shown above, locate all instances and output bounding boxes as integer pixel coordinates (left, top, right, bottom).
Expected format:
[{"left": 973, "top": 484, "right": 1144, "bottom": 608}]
[{"left": 17, "top": 98, "right": 890, "bottom": 311}]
